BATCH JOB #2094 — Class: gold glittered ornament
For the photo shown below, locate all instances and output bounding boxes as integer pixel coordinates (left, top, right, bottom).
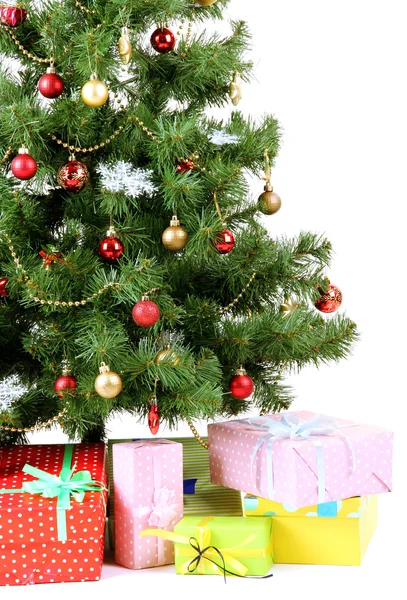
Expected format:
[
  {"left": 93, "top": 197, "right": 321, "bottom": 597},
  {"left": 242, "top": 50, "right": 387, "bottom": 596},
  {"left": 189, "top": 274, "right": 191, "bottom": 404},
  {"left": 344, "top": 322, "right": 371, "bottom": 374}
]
[
  {"left": 94, "top": 362, "right": 122, "bottom": 399},
  {"left": 155, "top": 346, "right": 181, "bottom": 366},
  {"left": 229, "top": 71, "right": 242, "bottom": 106},
  {"left": 259, "top": 149, "right": 282, "bottom": 215},
  {"left": 280, "top": 298, "right": 298, "bottom": 317},
  {"left": 195, "top": 0, "right": 218, "bottom": 5},
  {"left": 118, "top": 26, "right": 132, "bottom": 65},
  {"left": 162, "top": 215, "right": 188, "bottom": 252},
  {"left": 81, "top": 73, "right": 109, "bottom": 108}
]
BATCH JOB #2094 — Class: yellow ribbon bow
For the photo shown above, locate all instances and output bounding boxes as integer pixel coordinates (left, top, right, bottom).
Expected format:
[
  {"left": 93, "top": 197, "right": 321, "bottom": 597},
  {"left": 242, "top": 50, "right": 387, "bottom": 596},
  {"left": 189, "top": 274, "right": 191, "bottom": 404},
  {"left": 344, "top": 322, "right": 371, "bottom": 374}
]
[{"left": 140, "top": 516, "right": 272, "bottom": 577}]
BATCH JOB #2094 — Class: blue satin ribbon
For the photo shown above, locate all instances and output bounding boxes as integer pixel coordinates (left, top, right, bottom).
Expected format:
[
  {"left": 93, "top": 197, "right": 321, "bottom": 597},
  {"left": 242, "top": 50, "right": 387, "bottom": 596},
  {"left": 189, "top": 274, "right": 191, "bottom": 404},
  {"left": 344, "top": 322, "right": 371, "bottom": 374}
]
[{"left": 237, "top": 413, "right": 356, "bottom": 504}]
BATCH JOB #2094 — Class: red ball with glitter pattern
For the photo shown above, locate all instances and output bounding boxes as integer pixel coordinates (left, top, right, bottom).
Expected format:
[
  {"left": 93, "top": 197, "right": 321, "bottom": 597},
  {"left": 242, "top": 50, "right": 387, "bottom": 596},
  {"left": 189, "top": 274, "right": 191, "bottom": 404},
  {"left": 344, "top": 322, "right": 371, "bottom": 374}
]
[
  {"left": 132, "top": 298, "right": 160, "bottom": 327},
  {"left": 57, "top": 160, "right": 89, "bottom": 192},
  {"left": 0, "top": 6, "right": 27, "bottom": 26},
  {"left": 98, "top": 235, "right": 124, "bottom": 263},
  {"left": 315, "top": 283, "right": 343, "bottom": 313},
  {"left": 150, "top": 27, "right": 176, "bottom": 53}
]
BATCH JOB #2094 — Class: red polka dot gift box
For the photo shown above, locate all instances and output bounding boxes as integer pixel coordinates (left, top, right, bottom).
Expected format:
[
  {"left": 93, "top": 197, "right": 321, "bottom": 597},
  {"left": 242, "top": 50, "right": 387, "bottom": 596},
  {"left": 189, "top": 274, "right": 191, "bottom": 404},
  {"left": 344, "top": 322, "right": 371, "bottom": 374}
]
[
  {"left": 208, "top": 411, "right": 394, "bottom": 509},
  {"left": 113, "top": 440, "right": 183, "bottom": 570},
  {"left": 0, "top": 443, "right": 107, "bottom": 586}
]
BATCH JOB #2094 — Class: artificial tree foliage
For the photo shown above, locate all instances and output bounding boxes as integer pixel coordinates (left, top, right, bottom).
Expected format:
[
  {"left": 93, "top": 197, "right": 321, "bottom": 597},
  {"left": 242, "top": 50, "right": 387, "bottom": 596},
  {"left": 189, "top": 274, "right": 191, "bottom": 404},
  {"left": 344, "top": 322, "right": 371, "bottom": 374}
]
[{"left": 0, "top": 0, "right": 357, "bottom": 443}]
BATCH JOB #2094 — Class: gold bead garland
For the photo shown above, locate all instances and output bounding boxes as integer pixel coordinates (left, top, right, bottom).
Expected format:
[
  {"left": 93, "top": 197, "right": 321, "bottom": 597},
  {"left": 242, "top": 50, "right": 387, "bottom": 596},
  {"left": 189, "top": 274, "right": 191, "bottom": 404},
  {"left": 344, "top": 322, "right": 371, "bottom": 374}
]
[
  {"left": 129, "top": 115, "right": 162, "bottom": 143},
  {"left": 3, "top": 27, "right": 72, "bottom": 65},
  {"left": 50, "top": 93, "right": 128, "bottom": 153},
  {"left": 74, "top": 0, "right": 96, "bottom": 15},
  {"left": 185, "top": 22, "right": 193, "bottom": 48},
  {"left": 219, "top": 273, "right": 256, "bottom": 314},
  {"left": 4, "top": 234, "right": 148, "bottom": 309},
  {"left": 0, "top": 409, "right": 67, "bottom": 432},
  {"left": 50, "top": 98, "right": 167, "bottom": 153},
  {"left": 186, "top": 418, "right": 209, "bottom": 450},
  {"left": 5, "top": 223, "right": 256, "bottom": 312}
]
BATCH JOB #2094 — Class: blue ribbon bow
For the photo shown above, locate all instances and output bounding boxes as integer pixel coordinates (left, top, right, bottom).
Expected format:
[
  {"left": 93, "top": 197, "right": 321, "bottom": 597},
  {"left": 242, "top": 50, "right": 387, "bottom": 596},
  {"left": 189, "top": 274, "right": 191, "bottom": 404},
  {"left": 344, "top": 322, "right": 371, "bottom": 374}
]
[{"left": 240, "top": 413, "right": 356, "bottom": 504}]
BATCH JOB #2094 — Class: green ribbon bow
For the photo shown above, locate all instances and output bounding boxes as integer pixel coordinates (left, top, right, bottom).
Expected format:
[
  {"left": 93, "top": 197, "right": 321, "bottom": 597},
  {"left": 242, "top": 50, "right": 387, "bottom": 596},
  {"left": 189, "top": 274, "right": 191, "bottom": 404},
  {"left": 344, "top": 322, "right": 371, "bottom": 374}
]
[{"left": 0, "top": 444, "right": 106, "bottom": 542}]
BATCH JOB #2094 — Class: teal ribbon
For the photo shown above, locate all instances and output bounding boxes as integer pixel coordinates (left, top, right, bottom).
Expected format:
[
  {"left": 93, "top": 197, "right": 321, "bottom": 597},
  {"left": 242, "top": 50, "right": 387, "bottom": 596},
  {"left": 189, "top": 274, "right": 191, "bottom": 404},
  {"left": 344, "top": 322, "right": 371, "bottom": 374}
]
[
  {"left": 237, "top": 413, "right": 357, "bottom": 504},
  {"left": 0, "top": 444, "right": 106, "bottom": 542}
]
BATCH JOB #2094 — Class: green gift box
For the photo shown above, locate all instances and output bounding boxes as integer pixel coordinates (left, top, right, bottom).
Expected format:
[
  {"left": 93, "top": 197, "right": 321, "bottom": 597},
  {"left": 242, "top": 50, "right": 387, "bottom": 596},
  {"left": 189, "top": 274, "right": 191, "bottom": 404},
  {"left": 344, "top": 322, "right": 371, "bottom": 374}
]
[{"left": 141, "top": 516, "right": 274, "bottom": 577}]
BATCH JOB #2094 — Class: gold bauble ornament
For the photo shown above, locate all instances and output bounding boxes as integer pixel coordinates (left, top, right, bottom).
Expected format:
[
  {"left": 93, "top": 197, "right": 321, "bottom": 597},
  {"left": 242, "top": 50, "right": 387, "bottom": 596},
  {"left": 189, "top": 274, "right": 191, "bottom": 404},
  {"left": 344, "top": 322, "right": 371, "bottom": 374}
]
[
  {"left": 155, "top": 346, "right": 181, "bottom": 366},
  {"left": 229, "top": 71, "right": 242, "bottom": 106},
  {"left": 118, "top": 26, "right": 132, "bottom": 65},
  {"left": 162, "top": 215, "right": 188, "bottom": 251},
  {"left": 195, "top": 0, "right": 218, "bottom": 5},
  {"left": 94, "top": 362, "right": 122, "bottom": 398},
  {"left": 258, "top": 183, "right": 282, "bottom": 215},
  {"left": 81, "top": 73, "right": 109, "bottom": 108},
  {"left": 280, "top": 298, "right": 298, "bottom": 318}
]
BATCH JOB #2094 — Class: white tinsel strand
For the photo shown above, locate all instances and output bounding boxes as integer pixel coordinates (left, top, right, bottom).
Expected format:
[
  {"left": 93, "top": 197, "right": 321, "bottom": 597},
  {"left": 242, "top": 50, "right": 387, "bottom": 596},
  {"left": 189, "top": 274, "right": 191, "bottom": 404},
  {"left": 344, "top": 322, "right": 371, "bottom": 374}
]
[
  {"left": 0, "top": 375, "right": 27, "bottom": 411},
  {"left": 96, "top": 162, "right": 157, "bottom": 198},
  {"left": 208, "top": 130, "right": 240, "bottom": 145}
]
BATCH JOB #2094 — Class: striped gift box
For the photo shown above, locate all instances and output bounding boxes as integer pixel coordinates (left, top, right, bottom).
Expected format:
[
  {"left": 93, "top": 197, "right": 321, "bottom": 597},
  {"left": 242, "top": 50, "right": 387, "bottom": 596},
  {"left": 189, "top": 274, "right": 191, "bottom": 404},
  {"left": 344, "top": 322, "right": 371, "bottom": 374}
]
[{"left": 107, "top": 437, "right": 242, "bottom": 549}]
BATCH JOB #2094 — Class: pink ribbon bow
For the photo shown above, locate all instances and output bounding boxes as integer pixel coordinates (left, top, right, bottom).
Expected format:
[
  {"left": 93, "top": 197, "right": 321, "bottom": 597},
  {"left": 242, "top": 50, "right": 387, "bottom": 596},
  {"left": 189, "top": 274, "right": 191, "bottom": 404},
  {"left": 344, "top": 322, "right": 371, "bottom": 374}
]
[{"left": 148, "top": 487, "right": 180, "bottom": 528}]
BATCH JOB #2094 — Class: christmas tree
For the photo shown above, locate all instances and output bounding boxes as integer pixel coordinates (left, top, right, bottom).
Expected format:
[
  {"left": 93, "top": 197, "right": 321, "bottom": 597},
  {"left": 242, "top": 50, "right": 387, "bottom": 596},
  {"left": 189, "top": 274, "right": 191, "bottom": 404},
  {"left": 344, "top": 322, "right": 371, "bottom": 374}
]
[{"left": 0, "top": 0, "right": 357, "bottom": 445}]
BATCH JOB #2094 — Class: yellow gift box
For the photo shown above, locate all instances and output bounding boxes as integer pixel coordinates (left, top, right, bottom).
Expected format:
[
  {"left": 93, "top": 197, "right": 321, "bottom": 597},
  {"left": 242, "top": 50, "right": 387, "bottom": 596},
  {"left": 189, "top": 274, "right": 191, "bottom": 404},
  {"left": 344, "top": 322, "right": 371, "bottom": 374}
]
[
  {"left": 141, "top": 515, "right": 273, "bottom": 576},
  {"left": 243, "top": 495, "right": 377, "bottom": 565}
]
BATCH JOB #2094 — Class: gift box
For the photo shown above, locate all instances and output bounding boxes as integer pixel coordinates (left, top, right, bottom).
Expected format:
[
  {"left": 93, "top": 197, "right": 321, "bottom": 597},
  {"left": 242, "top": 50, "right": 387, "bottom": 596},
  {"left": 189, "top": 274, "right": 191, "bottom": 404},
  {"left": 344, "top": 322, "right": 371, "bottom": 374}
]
[
  {"left": 113, "top": 439, "right": 183, "bottom": 569},
  {"left": 208, "top": 411, "right": 393, "bottom": 508},
  {"left": 243, "top": 494, "right": 378, "bottom": 565},
  {"left": 107, "top": 436, "right": 242, "bottom": 549},
  {"left": 141, "top": 515, "right": 273, "bottom": 576},
  {"left": 0, "top": 443, "right": 107, "bottom": 586}
]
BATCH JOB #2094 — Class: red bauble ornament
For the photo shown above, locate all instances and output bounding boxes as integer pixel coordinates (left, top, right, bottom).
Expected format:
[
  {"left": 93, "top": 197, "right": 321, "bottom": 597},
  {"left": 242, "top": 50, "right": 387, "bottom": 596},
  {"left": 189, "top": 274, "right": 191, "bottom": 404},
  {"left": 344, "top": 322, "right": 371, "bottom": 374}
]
[
  {"left": 132, "top": 297, "right": 160, "bottom": 328},
  {"left": 38, "top": 66, "right": 64, "bottom": 99},
  {"left": 176, "top": 158, "right": 195, "bottom": 174},
  {"left": 315, "top": 283, "right": 343, "bottom": 313},
  {"left": 11, "top": 147, "right": 38, "bottom": 180},
  {"left": 228, "top": 368, "right": 254, "bottom": 400},
  {"left": 0, "top": 6, "right": 27, "bottom": 27},
  {"left": 98, "top": 229, "right": 124, "bottom": 263},
  {"left": 0, "top": 277, "right": 8, "bottom": 297},
  {"left": 57, "top": 158, "right": 89, "bottom": 192},
  {"left": 214, "top": 229, "right": 235, "bottom": 254},
  {"left": 148, "top": 402, "right": 160, "bottom": 435},
  {"left": 54, "top": 370, "right": 77, "bottom": 397},
  {"left": 150, "top": 27, "right": 176, "bottom": 53}
]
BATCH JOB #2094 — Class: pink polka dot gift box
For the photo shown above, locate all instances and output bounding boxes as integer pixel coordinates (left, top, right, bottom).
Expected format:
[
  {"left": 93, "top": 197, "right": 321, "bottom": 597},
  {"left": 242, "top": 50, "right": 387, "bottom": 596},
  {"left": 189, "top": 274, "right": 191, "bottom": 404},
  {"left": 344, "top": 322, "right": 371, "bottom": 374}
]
[
  {"left": 113, "top": 439, "right": 183, "bottom": 570},
  {"left": 0, "top": 443, "right": 107, "bottom": 586},
  {"left": 208, "top": 411, "right": 394, "bottom": 509}
]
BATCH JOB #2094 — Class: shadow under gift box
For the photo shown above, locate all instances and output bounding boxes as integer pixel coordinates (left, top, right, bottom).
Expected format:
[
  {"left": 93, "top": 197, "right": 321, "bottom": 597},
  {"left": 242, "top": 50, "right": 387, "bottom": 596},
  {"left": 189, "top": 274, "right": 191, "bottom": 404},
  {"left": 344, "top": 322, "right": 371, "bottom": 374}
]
[
  {"left": 141, "top": 515, "right": 274, "bottom": 576},
  {"left": 244, "top": 494, "right": 378, "bottom": 565},
  {"left": 0, "top": 443, "right": 107, "bottom": 586}
]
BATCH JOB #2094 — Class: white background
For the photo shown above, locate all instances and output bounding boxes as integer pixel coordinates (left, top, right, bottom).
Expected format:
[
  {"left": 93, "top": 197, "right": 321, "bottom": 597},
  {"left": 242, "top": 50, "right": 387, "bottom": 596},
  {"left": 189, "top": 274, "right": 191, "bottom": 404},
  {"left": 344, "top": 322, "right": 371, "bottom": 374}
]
[{"left": 3, "top": 1, "right": 407, "bottom": 599}]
